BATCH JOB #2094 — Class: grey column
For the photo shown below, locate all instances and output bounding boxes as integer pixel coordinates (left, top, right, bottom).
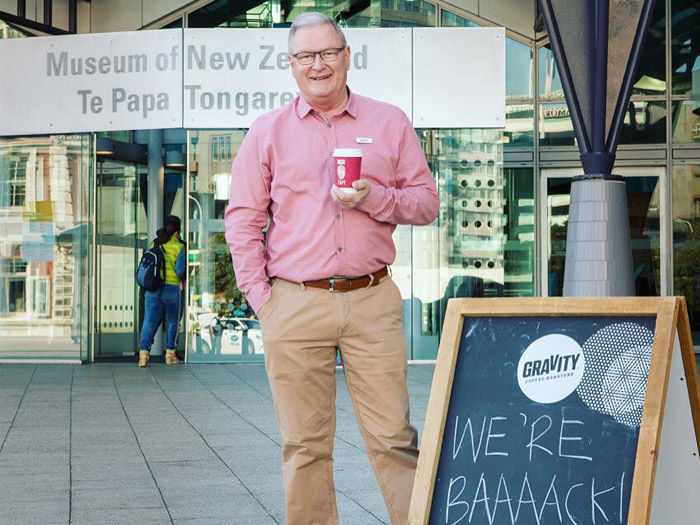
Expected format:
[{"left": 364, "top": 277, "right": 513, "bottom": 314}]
[
  {"left": 147, "top": 130, "right": 164, "bottom": 355},
  {"left": 563, "top": 176, "right": 635, "bottom": 296}
]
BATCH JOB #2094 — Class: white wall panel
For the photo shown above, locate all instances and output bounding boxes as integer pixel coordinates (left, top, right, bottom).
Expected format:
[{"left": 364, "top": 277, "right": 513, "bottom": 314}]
[{"left": 413, "top": 27, "right": 505, "bottom": 128}]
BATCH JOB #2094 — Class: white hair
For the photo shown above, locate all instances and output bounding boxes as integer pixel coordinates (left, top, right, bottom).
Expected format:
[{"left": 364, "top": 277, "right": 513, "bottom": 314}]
[{"left": 288, "top": 12, "right": 347, "bottom": 54}]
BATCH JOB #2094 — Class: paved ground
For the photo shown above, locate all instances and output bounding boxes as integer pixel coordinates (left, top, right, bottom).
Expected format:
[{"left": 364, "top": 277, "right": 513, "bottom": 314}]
[{"left": 0, "top": 363, "right": 434, "bottom": 525}]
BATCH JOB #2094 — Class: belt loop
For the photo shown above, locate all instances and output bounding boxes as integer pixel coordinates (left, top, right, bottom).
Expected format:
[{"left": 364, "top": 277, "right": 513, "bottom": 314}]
[
  {"left": 299, "top": 281, "right": 306, "bottom": 291},
  {"left": 367, "top": 272, "right": 375, "bottom": 287},
  {"left": 387, "top": 265, "right": 392, "bottom": 277}
]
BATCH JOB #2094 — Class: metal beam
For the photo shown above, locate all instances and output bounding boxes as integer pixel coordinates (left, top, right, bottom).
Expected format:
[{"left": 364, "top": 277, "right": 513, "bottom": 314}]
[
  {"left": 44, "top": 0, "right": 52, "bottom": 26},
  {"left": 16, "top": 0, "right": 25, "bottom": 18},
  {"left": 69, "top": 0, "right": 77, "bottom": 33},
  {"left": 0, "top": 10, "right": 70, "bottom": 34}
]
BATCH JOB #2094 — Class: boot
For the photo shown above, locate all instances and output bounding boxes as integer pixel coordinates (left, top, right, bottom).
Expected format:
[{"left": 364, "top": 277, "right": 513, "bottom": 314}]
[
  {"left": 165, "top": 349, "right": 182, "bottom": 364},
  {"left": 138, "top": 350, "right": 149, "bottom": 367}
]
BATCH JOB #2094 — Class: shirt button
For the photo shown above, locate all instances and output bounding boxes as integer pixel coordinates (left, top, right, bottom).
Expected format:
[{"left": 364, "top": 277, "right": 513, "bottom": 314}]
[
  {"left": 335, "top": 214, "right": 341, "bottom": 220},
  {"left": 337, "top": 247, "right": 343, "bottom": 252}
]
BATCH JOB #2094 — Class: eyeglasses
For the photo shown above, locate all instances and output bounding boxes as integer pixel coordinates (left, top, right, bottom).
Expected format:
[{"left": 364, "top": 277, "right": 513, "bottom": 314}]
[{"left": 291, "top": 47, "right": 346, "bottom": 65}]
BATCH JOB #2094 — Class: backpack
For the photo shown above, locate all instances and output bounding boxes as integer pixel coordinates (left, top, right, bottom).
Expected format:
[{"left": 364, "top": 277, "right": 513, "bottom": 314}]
[{"left": 136, "top": 241, "right": 165, "bottom": 291}]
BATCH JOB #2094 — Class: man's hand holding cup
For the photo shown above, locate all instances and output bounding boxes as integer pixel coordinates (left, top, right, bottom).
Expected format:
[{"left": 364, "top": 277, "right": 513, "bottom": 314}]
[
  {"left": 331, "top": 147, "right": 370, "bottom": 208},
  {"left": 331, "top": 179, "right": 372, "bottom": 209}
]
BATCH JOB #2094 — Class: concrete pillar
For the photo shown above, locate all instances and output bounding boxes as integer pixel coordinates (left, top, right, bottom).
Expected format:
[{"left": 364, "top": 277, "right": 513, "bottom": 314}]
[
  {"left": 147, "top": 130, "right": 164, "bottom": 355},
  {"left": 563, "top": 176, "right": 635, "bottom": 296}
]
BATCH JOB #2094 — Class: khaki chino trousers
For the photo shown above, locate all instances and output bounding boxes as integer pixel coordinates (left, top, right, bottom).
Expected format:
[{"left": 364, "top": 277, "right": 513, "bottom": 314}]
[{"left": 258, "top": 276, "right": 419, "bottom": 525}]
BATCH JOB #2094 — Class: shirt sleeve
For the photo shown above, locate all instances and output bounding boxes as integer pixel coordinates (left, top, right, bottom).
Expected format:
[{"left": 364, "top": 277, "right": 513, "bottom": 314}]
[
  {"left": 356, "top": 113, "right": 439, "bottom": 225},
  {"left": 224, "top": 125, "right": 272, "bottom": 313}
]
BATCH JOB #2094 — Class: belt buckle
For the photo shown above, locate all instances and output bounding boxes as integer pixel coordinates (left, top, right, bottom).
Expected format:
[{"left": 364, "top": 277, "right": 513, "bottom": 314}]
[{"left": 328, "top": 278, "right": 348, "bottom": 293}]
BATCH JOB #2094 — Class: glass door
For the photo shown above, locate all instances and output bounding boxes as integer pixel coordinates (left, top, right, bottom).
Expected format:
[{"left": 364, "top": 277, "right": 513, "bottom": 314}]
[
  {"left": 95, "top": 158, "right": 145, "bottom": 359},
  {"left": 540, "top": 167, "right": 667, "bottom": 297}
]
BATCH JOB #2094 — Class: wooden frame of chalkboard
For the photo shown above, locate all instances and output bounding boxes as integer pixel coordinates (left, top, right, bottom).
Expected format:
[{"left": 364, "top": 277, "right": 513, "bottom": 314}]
[{"left": 408, "top": 297, "right": 700, "bottom": 525}]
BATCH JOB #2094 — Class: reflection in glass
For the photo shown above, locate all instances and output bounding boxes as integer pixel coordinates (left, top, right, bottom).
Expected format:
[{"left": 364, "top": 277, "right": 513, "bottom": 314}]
[
  {"left": 672, "top": 99, "right": 700, "bottom": 143},
  {"left": 505, "top": 38, "right": 534, "bottom": 101},
  {"left": 190, "top": 0, "right": 439, "bottom": 29},
  {"left": 0, "top": 135, "right": 92, "bottom": 360},
  {"left": 539, "top": 101, "right": 666, "bottom": 146},
  {"left": 539, "top": 103, "right": 575, "bottom": 146},
  {"left": 618, "top": 100, "right": 667, "bottom": 144},
  {"left": 538, "top": 46, "right": 563, "bottom": 100},
  {"left": 411, "top": 130, "right": 534, "bottom": 359},
  {"left": 547, "top": 176, "right": 661, "bottom": 297},
  {"left": 632, "top": 1, "right": 666, "bottom": 96},
  {"left": 671, "top": 0, "right": 700, "bottom": 95},
  {"left": 505, "top": 104, "right": 534, "bottom": 146},
  {"left": 672, "top": 164, "right": 700, "bottom": 346},
  {"left": 188, "top": 130, "right": 260, "bottom": 363},
  {"left": 96, "top": 159, "right": 143, "bottom": 358},
  {"left": 440, "top": 10, "right": 479, "bottom": 28}
]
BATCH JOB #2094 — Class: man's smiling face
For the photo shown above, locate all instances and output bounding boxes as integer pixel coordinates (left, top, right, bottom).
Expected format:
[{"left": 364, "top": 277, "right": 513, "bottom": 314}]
[{"left": 289, "top": 23, "right": 351, "bottom": 111}]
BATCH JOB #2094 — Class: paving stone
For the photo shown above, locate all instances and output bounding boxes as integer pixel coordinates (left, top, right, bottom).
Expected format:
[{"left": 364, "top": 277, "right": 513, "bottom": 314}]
[
  {"left": 0, "top": 363, "right": 433, "bottom": 524},
  {"left": 70, "top": 506, "right": 171, "bottom": 524},
  {"left": 0, "top": 500, "right": 70, "bottom": 523}
]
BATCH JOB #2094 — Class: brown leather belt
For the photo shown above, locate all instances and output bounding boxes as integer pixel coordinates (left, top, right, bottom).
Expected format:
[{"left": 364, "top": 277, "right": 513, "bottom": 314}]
[{"left": 303, "top": 266, "right": 389, "bottom": 292}]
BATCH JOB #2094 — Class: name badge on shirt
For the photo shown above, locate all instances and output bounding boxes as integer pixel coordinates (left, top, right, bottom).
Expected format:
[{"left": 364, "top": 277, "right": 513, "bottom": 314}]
[{"left": 356, "top": 137, "right": 373, "bottom": 144}]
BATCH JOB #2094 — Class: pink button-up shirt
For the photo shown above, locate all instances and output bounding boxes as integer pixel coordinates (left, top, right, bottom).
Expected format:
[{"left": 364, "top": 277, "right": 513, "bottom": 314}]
[{"left": 224, "top": 92, "right": 439, "bottom": 312}]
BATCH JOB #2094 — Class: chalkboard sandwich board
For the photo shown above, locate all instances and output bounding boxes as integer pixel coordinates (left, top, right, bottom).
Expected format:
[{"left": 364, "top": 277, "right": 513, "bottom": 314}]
[{"left": 408, "top": 297, "right": 700, "bottom": 525}]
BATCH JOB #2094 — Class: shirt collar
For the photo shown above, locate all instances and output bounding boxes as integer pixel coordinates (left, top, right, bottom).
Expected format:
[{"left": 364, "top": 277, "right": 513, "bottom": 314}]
[{"left": 296, "top": 88, "right": 358, "bottom": 120}]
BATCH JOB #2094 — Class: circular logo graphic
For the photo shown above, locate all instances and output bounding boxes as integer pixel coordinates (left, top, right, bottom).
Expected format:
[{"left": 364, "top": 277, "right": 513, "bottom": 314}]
[
  {"left": 337, "top": 165, "right": 346, "bottom": 180},
  {"left": 517, "top": 334, "right": 585, "bottom": 404}
]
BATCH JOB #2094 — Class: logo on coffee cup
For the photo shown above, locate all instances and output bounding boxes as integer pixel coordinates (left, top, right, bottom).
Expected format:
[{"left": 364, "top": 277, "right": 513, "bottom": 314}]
[{"left": 337, "top": 165, "right": 346, "bottom": 180}]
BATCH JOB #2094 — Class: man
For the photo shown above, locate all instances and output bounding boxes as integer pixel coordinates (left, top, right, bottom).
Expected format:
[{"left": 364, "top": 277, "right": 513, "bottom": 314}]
[{"left": 225, "top": 12, "right": 439, "bottom": 525}]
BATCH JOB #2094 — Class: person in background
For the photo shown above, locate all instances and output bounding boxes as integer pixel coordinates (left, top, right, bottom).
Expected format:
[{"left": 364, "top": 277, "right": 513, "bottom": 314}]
[
  {"left": 138, "top": 215, "right": 186, "bottom": 367},
  {"left": 208, "top": 314, "right": 223, "bottom": 355},
  {"left": 225, "top": 13, "right": 439, "bottom": 525}
]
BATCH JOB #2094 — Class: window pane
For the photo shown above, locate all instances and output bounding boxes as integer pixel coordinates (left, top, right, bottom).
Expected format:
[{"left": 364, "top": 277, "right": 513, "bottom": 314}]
[
  {"left": 440, "top": 10, "right": 479, "bottom": 28},
  {"left": 618, "top": 100, "right": 667, "bottom": 144},
  {"left": 633, "top": 1, "right": 666, "bottom": 96},
  {"left": 412, "top": 129, "right": 533, "bottom": 359},
  {"left": 539, "top": 103, "right": 575, "bottom": 146},
  {"left": 0, "top": 135, "right": 92, "bottom": 360},
  {"left": 671, "top": 99, "right": 700, "bottom": 143},
  {"left": 672, "top": 164, "right": 700, "bottom": 346},
  {"left": 505, "top": 104, "right": 534, "bottom": 146},
  {"left": 671, "top": 0, "right": 700, "bottom": 96},
  {"left": 188, "top": 130, "right": 261, "bottom": 363},
  {"left": 506, "top": 38, "right": 534, "bottom": 101},
  {"left": 538, "top": 45, "right": 563, "bottom": 100}
]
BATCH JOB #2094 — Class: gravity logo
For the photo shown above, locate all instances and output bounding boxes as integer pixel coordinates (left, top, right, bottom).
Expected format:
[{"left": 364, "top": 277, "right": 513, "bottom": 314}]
[{"left": 516, "top": 334, "right": 585, "bottom": 404}]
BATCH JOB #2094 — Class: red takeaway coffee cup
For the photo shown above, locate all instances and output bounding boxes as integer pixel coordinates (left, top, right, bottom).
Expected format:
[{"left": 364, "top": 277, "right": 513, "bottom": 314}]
[{"left": 332, "top": 148, "right": 363, "bottom": 193}]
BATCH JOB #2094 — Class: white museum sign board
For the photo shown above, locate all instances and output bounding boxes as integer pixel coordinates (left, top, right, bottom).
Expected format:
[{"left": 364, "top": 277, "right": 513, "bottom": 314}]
[
  {"left": 412, "top": 27, "right": 506, "bottom": 128},
  {"left": 0, "top": 28, "right": 505, "bottom": 135},
  {"left": 0, "top": 29, "right": 183, "bottom": 135},
  {"left": 184, "top": 28, "right": 412, "bottom": 128}
]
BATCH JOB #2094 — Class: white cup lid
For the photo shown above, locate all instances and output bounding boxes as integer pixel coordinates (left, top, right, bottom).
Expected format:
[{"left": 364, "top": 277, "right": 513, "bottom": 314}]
[{"left": 333, "top": 148, "right": 363, "bottom": 157}]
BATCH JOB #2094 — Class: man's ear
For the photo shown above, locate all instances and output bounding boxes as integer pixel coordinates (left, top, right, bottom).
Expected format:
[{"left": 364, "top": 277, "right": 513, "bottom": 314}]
[
  {"left": 344, "top": 46, "right": 351, "bottom": 71},
  {"left": 287, "top": 54, "right": 295, "bottom": 77}
]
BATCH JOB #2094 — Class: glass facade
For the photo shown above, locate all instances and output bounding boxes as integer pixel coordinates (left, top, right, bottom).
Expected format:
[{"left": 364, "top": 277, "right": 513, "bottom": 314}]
[
  {"left": 2, "top": 0, "right": 700, "bottom": 359},
  {"left": 0, "top": 135, "right": 92, "bottom": 360},
  {"left": 545, "top": 172, "right": 662, "bottom": 297},
  {"left": 673, "top": 163, "right": 700, "bottom": 345}
]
